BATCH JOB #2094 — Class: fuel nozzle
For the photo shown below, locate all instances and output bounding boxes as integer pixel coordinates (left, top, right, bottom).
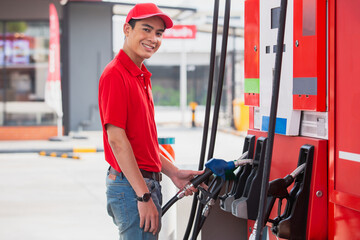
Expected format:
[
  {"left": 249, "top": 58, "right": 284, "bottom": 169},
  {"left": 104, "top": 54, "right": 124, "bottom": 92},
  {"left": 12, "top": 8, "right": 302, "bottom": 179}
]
[
  {"left": 268, "top": 163, "right": 306, "bottom": 198},
  {"left": 205, "top": 152, "right": 252, "bottom": 180}
]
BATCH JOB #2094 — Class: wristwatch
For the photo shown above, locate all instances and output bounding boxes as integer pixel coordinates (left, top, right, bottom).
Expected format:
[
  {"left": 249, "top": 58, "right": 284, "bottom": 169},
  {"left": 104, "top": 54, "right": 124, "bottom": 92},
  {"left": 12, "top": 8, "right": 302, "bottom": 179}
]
[{"left": 136, "top": 192, "right": 151, "bottom": 202}]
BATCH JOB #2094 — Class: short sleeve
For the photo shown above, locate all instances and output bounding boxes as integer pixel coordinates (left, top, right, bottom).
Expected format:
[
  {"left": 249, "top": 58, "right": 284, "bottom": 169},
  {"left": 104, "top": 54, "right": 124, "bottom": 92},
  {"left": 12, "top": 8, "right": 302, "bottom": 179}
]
[{"left": 99, "top": 72, "right": 128, "bottom": 130}]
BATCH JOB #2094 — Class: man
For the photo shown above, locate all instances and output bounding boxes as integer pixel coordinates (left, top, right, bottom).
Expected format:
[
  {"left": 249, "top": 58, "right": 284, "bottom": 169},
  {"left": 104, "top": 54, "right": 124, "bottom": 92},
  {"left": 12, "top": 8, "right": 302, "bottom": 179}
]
[{"left": 98, "top": 3, "right": 203, "bottom": 239}]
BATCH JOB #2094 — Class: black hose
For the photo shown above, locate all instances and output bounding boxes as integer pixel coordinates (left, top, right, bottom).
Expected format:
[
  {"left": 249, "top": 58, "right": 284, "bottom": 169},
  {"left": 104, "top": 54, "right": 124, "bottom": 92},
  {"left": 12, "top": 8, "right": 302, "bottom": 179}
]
[
  {"left": 162, "top": 195, "right": 178, "bottom": 216},
  {"left": 197, "top": 0, "right": 219, "bottom": 170},
  {"left": 191, "top": 177, "right": 225, "bottom": 240},
  {"left": 255, "top": 0, "right": 288, "bottom": 239},
  {"left": 183, "top": 191, "right": 199, "bottom": 240},
  {"left": 192, "top": 216, "right": 205, "bottom": 240},
  {"left": 198, "top": 216, "right": 207, "bottom": 234},
  {"left": 207, "top": 0, "right": 231, "bottom": 160},
  {"left": 183, "top": 0, "right": 220, "bottom": 239},
  {"left": 162, "top": 168, "right": 213, "bottom": 216},
  {"left": 190, "top": 1, "right": 232, "bottom": 238},
  {"left": 190, "top": 168, "right": 214, "bottom": 186}
]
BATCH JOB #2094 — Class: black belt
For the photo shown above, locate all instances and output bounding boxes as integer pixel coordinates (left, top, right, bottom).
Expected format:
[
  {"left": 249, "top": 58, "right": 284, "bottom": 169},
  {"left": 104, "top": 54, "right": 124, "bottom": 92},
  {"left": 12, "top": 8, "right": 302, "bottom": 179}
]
[{"left": 109, "top": 166, "right": 162, "bottom": 182}]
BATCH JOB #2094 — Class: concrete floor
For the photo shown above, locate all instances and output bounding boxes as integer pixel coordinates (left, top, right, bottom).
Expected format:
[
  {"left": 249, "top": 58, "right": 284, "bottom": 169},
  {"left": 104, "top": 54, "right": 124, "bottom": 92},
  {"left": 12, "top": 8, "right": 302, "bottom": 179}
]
[{"left": 0, "top": 126, "right": 245, "bottom": 240}]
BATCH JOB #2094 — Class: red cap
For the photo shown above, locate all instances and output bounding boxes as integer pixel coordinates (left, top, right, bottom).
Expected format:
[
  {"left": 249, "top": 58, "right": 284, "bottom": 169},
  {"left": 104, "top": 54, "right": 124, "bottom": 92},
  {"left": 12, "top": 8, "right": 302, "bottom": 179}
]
[{"left": 126, "top": 3, "right": 173, "bottom": 29}]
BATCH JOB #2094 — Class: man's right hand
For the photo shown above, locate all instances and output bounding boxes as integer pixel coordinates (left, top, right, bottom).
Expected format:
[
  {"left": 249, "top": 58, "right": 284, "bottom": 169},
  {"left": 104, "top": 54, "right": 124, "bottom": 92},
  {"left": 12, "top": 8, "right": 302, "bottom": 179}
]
[{"left": 138, "top": 198, "right": 159, "bottom": 235}]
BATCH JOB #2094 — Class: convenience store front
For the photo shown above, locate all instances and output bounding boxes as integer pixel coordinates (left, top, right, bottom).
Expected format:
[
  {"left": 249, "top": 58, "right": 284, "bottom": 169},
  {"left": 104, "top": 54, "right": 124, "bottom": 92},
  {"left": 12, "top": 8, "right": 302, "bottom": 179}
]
[
  {"left": 0, "top": 1, "right": 63, "bottom": 140},
  {"left": 0, "top": 21, "right": 56, "bottom": 121},
  {"left": 0, "top": 0, "right": 110, "bottom": 140}
]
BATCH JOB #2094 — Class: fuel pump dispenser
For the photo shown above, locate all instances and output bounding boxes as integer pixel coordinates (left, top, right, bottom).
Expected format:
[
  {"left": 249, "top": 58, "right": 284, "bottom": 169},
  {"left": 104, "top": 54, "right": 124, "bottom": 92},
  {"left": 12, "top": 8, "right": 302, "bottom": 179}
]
[{"left": 161, "top": 0, "right": 360, "bottom": 239}]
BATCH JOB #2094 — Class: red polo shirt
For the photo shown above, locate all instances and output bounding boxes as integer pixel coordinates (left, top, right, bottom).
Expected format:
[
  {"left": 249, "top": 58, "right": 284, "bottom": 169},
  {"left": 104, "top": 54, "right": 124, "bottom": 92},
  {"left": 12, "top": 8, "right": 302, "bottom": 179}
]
[{"left": 98, "top": 50, "right": 161, "bottom": 173}]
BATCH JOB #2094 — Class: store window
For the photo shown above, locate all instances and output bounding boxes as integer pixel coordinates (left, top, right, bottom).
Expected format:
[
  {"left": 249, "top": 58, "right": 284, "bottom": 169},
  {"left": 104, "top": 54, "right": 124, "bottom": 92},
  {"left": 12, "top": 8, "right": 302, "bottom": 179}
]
[
  {"left": 0, "top": 21, "right": 56, "bottom": 126},
  {"left": 147, "top": 66, "right": 180, "bottom": 106}
]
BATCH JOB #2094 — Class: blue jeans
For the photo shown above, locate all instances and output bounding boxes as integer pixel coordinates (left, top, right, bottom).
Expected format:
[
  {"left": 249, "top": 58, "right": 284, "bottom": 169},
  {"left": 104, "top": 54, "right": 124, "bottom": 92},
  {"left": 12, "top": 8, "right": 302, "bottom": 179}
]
[{"left": 106, "top": 171, "right": 162, "bottom": 240}]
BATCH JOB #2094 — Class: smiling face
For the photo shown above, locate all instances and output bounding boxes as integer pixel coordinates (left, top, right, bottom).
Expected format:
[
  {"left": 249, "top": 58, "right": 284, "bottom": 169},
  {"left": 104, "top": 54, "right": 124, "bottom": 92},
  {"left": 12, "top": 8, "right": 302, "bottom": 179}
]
[{"left": 123, "top": 16, "right": 165, "bottom": 68}]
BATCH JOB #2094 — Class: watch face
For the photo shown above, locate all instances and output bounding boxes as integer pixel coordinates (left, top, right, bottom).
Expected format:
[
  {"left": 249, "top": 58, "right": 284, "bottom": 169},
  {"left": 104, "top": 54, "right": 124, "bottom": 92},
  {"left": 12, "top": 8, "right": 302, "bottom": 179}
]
[{"left": 143, "top": 193, "right": 151, "bottom": 202}]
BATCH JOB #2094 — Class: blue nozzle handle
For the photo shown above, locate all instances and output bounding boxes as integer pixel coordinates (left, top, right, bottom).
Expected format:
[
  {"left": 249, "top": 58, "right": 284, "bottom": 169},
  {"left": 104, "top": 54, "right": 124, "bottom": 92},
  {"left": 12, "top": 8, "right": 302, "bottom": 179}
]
[{"left": 205, "top": 158, "right": 236, "bottom": 179}]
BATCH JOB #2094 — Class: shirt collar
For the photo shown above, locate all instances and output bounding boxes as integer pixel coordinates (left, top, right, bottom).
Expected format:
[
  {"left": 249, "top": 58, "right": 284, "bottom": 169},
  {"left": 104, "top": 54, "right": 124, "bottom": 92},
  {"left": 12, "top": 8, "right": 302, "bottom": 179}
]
[{"left": 116, "top": 50, "right": 152, "bottom": 78}]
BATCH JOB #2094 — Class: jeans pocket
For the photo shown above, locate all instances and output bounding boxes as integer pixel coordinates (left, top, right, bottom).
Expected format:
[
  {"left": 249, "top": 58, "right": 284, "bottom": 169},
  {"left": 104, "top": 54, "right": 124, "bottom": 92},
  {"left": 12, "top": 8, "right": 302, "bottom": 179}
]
[
  {"left": 106, "top": 173, "right": 131, "bottom": 187},
  {"left": 145, "top": 179, "right": 156, "bottom": 192},
  {"left": 106, "top": 191, "right": 129, "bottom": 231}
]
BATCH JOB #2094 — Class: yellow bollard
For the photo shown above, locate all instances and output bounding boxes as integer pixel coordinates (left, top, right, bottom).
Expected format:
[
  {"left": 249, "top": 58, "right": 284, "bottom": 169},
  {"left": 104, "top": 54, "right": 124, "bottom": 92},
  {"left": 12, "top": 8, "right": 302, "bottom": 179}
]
[
  {"left": 232, "top": 99, "right": 249, "bottom": 131},
  {"left": 189, "top": 102, "right": 198, "bottom": 127}
]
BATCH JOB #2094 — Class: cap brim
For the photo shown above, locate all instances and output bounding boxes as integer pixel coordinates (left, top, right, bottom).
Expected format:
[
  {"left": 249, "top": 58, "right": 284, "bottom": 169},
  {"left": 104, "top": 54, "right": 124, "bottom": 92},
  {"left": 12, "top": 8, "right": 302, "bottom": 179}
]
[{"left": 132, "top": 13, "right": 173, "bottom": 29}]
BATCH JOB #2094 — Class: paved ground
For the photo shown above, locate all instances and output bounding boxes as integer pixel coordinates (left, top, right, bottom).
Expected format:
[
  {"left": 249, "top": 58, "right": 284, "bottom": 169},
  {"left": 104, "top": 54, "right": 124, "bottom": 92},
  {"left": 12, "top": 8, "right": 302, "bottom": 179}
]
[{"left": 0, "top": 126, "right": 245, "bottom": 240}]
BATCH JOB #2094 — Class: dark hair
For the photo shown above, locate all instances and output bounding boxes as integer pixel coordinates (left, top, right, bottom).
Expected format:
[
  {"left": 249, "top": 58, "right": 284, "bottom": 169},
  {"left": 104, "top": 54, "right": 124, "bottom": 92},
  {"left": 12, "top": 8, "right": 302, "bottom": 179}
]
[{"left": 128, "top": 19, "right": 140, "bottom": 29}]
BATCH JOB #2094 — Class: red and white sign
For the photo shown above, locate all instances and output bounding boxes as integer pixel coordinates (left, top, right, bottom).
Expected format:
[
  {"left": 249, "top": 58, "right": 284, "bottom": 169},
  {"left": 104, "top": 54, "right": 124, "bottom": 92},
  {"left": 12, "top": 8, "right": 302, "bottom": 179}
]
[
  {"left": 45, "top": 4, "right": 63, "bottom": 119},
  {"left": 163, "top": 25, "right": 197, "bottom": 39}
]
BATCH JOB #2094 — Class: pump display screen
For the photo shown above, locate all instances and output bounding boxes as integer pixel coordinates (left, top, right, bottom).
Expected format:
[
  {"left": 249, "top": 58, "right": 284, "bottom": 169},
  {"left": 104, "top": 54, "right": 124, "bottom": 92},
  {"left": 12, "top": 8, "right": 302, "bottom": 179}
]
[
  {"left": 303, "top": 0, "right": 316, "bottom": 36},
  {"left": 271, "top": 7, "right": 280, "bottom": 29}
]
